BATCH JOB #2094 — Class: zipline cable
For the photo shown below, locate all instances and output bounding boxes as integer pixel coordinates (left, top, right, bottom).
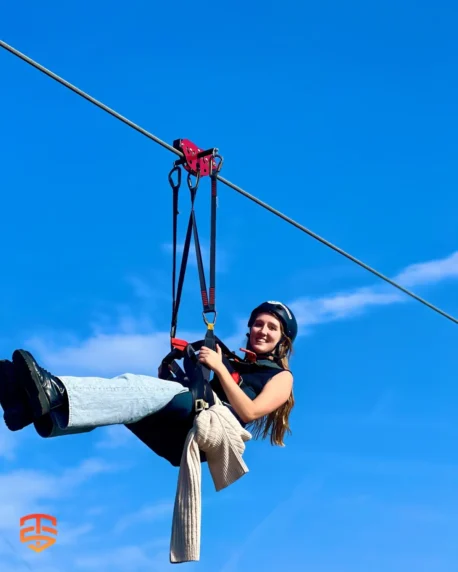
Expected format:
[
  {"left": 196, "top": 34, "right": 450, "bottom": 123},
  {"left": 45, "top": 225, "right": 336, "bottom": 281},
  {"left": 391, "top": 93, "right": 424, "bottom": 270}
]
[{"left": 1, "top": 39, "right": 457, "bottom": 326}]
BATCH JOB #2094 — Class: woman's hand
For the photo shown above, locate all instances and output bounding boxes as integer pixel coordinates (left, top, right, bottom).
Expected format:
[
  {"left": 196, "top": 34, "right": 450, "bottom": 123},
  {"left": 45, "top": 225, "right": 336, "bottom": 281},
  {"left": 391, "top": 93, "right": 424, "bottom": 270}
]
[{"left": 198, "top": 344, "right": 223, "bottom": 372}]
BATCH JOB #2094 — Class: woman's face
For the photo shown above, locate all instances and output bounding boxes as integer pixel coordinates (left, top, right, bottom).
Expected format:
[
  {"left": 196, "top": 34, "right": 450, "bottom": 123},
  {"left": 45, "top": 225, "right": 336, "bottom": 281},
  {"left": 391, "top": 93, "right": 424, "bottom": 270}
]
[{"left": 249, "top": 312, "right": 283, "bottom": 354}]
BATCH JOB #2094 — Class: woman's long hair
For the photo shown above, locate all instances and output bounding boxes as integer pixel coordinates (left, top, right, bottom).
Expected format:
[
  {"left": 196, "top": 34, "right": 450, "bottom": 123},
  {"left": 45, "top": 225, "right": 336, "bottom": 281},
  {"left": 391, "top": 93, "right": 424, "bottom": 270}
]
[{"left": 247, "top": 324, "right": 295, "bottom": 447}]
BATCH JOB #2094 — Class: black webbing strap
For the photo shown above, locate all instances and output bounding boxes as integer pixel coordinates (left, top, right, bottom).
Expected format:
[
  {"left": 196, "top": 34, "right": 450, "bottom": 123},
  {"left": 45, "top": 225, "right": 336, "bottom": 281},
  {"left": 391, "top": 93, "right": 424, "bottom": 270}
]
[
  {"left": 191, "top": 326, "right": 216, "bottom": 412},
  {"left": 209, "top": 168, "right": 218, "bottom": 312},
  {"left": 188, "top": 177, "right": 212, "bottom": 316},
  {"left": 168, "top": 156, "right": 222, "bottom": 341},
  {"left": 168, "top": 169, "right": 199, "bottom": 341},
  {"left": 188, "top": 164, "right": 219, "bottom": 325},
  {"left": 166, "top": 152, "right": 222, "bottom": 412},
  {"left": 169, "top": 166, "right": 181, "bottom": 340}
]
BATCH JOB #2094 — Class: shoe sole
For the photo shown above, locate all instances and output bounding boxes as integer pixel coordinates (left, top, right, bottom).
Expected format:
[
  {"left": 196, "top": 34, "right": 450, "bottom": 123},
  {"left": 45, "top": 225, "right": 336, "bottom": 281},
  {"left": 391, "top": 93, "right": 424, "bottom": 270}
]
[
  {"left": 4, "top": 406, "right": 31, "bottom": 431},
  {"left": 0, "top": 360, "right": 33, "bottom": 430},
  {"left": 12, "top": 350, "right": 49, "bottom": 419}
]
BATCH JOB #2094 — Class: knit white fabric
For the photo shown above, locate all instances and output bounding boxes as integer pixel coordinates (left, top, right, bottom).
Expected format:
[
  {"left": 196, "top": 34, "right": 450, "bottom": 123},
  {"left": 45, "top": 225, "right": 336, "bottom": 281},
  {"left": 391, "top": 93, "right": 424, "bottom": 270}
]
[{"left": 169, "top": 400, "right": 252, "bottom": 563}]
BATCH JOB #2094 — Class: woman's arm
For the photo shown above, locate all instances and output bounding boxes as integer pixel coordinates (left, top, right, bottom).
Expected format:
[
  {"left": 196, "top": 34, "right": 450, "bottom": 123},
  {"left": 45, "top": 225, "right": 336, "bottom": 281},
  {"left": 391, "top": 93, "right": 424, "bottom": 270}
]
[
  {"left": 213, "top": 363, "right": 293, "bottom": 423},
  {"left": 199, "top": 344, "right": 293, "bottom": 423}
]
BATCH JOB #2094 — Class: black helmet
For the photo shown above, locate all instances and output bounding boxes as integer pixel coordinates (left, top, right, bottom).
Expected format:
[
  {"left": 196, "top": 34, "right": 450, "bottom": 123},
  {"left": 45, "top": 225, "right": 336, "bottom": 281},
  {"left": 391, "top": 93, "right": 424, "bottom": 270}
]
[{"left": 247, "top": 301, "right": 298, "bottom": 342}]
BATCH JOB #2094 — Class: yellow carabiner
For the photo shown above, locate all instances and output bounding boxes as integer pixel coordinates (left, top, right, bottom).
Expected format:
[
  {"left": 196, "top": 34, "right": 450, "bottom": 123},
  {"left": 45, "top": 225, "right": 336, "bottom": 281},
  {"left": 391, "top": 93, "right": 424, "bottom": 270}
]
[{"left": 202, "top": 311, "right": 217, "bottom": 329}]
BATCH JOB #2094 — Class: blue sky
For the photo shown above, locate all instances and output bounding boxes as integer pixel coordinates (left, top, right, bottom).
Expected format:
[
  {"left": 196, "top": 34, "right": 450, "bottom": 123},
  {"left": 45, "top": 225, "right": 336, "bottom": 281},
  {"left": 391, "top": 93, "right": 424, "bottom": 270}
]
[{"left": 1, "top": 1, "right": 458, "bottom": 570}]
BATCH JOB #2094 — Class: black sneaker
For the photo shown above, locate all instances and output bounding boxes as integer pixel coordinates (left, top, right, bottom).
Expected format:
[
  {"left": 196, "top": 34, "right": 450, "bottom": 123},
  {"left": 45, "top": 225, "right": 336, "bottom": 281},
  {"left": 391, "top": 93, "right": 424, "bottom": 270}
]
[
  {"left": 0, "top": 359, "right": 33, "bottom": 431},
  {"left": 12, "top": 350, "right": 67, "bottom": 419}
]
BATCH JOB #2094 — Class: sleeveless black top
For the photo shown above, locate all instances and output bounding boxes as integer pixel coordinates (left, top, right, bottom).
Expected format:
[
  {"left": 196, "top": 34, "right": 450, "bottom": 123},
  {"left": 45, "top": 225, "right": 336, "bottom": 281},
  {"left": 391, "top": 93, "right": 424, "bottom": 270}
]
[{"left": 210, "top": 359, "right": 289, "bottom": 425}]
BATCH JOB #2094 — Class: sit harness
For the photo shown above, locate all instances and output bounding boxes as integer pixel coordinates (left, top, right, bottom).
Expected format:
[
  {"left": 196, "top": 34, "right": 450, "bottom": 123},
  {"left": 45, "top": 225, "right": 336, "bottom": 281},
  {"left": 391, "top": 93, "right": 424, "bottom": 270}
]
[{"left": 125, "top": 139, "right": 282, "bottom": 466}]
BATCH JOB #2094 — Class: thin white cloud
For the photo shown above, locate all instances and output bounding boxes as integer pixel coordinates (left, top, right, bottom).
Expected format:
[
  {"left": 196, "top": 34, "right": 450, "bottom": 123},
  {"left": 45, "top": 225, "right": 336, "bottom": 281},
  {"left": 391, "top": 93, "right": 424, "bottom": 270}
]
[
  {"left": 394, "top": 251, "right": 458, "bottom": 288},
  {"left": 25, "top": 320, "right": 204, "bottom": 377},
  {"left": 25, "top": 331, "right": 174, "bottom": 378},
  {"left": 0, "top": 458, "right": 120, "bottom": 531},
  {"left": 112, "top": 502, "right": 174, "bottom": 534},
  {"left": 290, "top": 287, "right": 401, "bottom": 331},
  {"left": 289, "top": 250, "right": 458, "bottom": 332}
]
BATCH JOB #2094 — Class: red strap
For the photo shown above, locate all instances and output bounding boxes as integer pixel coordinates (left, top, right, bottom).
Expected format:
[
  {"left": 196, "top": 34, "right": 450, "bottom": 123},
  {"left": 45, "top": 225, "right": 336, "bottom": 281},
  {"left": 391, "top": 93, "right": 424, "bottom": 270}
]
[
  {"left": 239, "top": 348, "right": 257, "bottom": 363},
  {"left": 171, "top": 338, "right": 188, "bottom": 351},
  {"left": 230, "top": 372, "right": 241, "bottom": 384}
]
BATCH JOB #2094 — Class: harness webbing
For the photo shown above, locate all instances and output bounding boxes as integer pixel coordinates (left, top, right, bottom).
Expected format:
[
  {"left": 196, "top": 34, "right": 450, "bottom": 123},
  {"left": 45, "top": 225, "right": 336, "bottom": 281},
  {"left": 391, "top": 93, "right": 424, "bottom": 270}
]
[
  {"left": 168, "top": 142, "right": 222, "bottom": 343},
  {"left": 165, "top": 139, "right": 223, "bottom": 413}
]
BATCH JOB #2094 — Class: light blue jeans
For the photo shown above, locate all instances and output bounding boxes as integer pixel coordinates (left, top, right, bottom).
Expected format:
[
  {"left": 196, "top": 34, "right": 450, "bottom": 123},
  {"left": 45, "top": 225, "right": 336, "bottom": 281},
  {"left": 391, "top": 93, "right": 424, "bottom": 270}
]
[{"left": 34, "top": 373, "right": 190, "bottom": 438}]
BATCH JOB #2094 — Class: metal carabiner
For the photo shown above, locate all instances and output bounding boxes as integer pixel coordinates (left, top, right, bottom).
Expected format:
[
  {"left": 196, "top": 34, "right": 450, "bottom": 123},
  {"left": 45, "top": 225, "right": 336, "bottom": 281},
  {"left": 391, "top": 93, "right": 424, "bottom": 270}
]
[
  {"left": 211, "top": 153, "right": 224, "bottom": 174},
  {"left": 187, "top": 170, "right": 201, "bottom": 193},
  {"left": 202, "top": 310, "right": 217, "bottom": 329},
  {"left": 168, "top": 164, "right": 182, "bottom": 189}
]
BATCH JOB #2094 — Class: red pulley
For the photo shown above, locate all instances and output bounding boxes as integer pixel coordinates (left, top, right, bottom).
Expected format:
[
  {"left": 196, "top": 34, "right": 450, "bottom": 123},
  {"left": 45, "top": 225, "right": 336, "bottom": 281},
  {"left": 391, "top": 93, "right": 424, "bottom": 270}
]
[{"left": 173, "top": 138, "right": 219, "bottom": 177}]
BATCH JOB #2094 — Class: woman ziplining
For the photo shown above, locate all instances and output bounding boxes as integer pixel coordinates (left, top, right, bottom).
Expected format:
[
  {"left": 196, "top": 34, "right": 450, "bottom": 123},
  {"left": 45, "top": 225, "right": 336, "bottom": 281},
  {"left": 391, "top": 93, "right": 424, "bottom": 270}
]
[{"left": 0, "top": 140, "right": 298, "bottom": 562}]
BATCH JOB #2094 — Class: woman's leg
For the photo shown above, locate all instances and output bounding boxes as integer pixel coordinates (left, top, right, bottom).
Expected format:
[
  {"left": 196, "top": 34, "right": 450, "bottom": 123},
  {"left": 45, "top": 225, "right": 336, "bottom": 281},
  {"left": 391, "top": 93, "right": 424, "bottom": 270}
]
[
  {"left": 33, "top": 411, "right": 97, "bottom": 438},
  {"left": 35, "top": 391, "right": 196, "bottom": 438},
  {"left": 61, "top": 372, "right": 189, "bottom": 428},
  {"left": 8, "top": 350, "right": 189, "bottom": 436}
]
